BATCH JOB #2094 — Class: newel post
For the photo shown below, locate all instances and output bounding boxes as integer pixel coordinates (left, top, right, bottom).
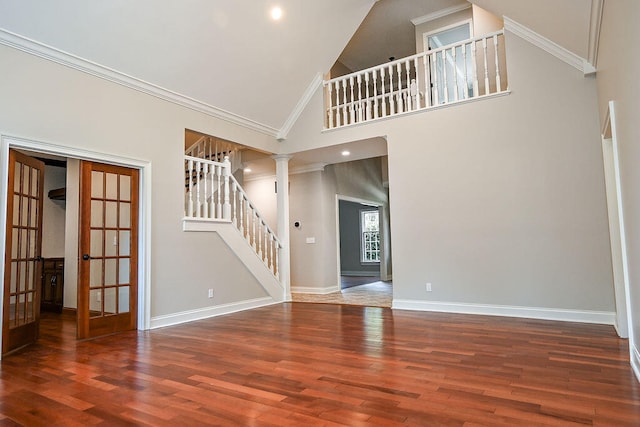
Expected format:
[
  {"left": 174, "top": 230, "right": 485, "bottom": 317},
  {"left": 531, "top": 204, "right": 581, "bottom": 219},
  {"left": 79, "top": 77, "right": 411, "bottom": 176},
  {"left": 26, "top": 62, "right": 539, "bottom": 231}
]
[
  {"left": 222, "top": 156, "right": 231, "bottom": 220},
  {"left": 272, "top": 154, "right": 292, "bottom": 301}
]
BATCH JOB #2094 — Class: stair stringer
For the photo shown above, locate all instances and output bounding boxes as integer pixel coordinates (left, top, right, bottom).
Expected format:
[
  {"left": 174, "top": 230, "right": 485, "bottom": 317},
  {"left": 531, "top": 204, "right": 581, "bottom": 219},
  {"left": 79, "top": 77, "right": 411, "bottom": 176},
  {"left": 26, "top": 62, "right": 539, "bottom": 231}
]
[{"left": 183, "top": 219, "right": 286, "bottom": 302}]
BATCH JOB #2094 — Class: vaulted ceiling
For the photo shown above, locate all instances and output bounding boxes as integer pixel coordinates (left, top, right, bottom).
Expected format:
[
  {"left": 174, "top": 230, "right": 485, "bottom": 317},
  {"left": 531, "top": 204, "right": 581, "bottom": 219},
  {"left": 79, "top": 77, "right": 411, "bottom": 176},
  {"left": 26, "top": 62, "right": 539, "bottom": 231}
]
[{"left": 0, "top": 0, "right": 598, "bottom": 140}]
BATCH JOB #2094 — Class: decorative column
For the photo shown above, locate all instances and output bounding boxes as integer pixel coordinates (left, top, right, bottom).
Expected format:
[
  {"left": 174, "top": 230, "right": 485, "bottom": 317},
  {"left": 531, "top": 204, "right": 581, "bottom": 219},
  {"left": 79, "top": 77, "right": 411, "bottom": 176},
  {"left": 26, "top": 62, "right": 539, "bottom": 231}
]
[{"left": 272, "top": 154, "right": 292, "bottom": 301}]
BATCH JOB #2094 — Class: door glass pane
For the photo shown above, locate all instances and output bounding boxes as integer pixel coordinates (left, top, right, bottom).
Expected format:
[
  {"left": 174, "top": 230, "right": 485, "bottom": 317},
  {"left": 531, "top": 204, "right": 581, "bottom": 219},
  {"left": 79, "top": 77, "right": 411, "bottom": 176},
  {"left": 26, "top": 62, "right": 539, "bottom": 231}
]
[
  {"left": 90, "top": 230, "right": 104, "bottom": 257},
  {"left": 27, "top": 262, "right": 34, "bottom": 290},
  {"left": 9, "top": 295, "right": 16, "bottom": 323},
  {"left": 105, "top": 202, "right": 117, "bottom": 228},
  {"left": 119, "top": 231, "right": 130, "bottom": 256},
  {"left": 119, "top": 286, "right": 130, "bottom": 313},
  {"left": 120, "top": 175, "right": 131, "bottom": 201},
  {"left": 10, "top": 262, "right": 17, "bottom": 293},
  {"left": 90, "top": 259, "right": 103, "bottom": 288},
  {"left": 20, "top": 229, "right": 27, "bottom": 258},
  {"left": 11, "top": 229, "right": 18, "bottom": 258},
  {"left": 28, "top": 229, "right": 37, "bottom": 258},
  {"left": 91, "top": 171, "right": 104, "bottom": 198},
  {"left": 19, "top": 262, "right": 26, "bottom": 292},
  {"left": 14, "top": 163, "right": 21, "bottom": 192},
  {"left": 120, "top": 202, "right": 131, "bottom": 228},
  {"left": 13, "top": 195, "right": 20, "bottom": 226},
  {"left": 119, "top": 258, "right": 130, "bottom": 284},
  {"left": 21, "top": 196, "right": 29, "bottom": 226},
  {"left": 89, "top": 289, "right": 102, "bottom": 316},
  {"left": 105, "top": 259, "right": 117, "bottom": 285},
  {"left": 105, "top": 173, "right": 118, "bottom": 200},
  {"left": 105, "top": 230, "right": 117, "bottom": 257},
  {"left": 17, "top": 293, "right": 25, "bottom": 324},
  {"left": 26, "top": 292, "right": 34, "bottom": 321},
  {"left": 30, "top": 198, "right": 38, "bottom": 226},
  {"left": 91, "top": 201, "right": 104, "bottom": 227},
  {"left": 22, "top": 165, "right": 30, "bottom": 194},
  {"left": 104, "top": 287, "right": 116, "bottom": 314},
  {"left": 31, "top": 168, "right": 39, "bottom": 196}
]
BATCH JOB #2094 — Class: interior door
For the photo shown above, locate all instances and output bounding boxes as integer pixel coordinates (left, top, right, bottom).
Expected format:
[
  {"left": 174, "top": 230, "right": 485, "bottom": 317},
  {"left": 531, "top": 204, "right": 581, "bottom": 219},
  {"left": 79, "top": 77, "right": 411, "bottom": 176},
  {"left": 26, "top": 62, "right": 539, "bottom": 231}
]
[
  {"left": 2, "top": 149, "right": 45, "bottom": 355},
  {"left": 78, "top": 161, "right": 138, "bottom": 339}
]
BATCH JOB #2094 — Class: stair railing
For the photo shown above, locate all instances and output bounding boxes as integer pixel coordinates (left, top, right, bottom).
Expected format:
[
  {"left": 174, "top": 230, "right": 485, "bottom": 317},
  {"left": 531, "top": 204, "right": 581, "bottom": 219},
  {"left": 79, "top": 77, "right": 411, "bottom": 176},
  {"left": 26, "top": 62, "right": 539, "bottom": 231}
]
[{"left": 184, "top": 155, "right": 282, "bottom": 278}]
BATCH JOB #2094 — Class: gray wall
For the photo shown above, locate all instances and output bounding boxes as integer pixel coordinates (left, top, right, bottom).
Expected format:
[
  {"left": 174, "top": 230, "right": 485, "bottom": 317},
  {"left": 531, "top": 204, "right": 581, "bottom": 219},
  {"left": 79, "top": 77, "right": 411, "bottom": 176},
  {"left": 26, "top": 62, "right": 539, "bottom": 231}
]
[
  {"left": 283, "top": 29, "right": 614, "bottom": 314},
  {"left": 595, "top": 0, "right": 640, "bottom": 358},
  {"left": 339, "top": 200, "right": 379, "bottom": 276},
  {"left": 0, "top": 43, "right": 279, "bottom": 320}
]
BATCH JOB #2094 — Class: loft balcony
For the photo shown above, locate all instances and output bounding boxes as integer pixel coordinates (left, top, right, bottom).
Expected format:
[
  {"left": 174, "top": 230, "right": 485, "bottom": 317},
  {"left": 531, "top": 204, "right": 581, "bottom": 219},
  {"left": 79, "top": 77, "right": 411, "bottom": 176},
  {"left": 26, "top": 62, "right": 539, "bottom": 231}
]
[{"left": 323, "top": 30, "right": 508, "bottom": 130}]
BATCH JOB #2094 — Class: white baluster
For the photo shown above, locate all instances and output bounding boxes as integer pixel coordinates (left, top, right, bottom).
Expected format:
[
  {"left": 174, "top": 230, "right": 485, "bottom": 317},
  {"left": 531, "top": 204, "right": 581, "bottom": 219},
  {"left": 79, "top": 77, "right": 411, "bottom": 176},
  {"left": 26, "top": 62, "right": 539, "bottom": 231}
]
[
  {"left": 238, "top": 191, "right": 244, "bottom": 234},
  {"left": 404, "top": 60, "right": 412, "bottom": 111},
  {"left": 372, "top": 70, "right": 378, "bottom": 119},
  {"left": 223, "top": 156, "right": 231, "bottom": 220},
  {"left": 215, "top": 162, "right": 222, "bottom": 218},
  {"left": 380, "top": 67, "right": 387, "bottom": 117},
  {"left": 231, "top": 180, "right": 238, "bottom": 227},
  {"left": 327, "top": 83, "right": 333, "bottom": 128},
  {"left": 195, "top": 160, "right": 201, "bottom": 218},
  {"left": 364, "top": 72, "right": 371, "bottom": 120},
  {"left": 482, "top": 37, "right": 490, "bottom": 95},
  {"left": 341, "top": 78, "right": 348, "bottom": 126},
  {"left": 452, "top": 47, "right": 459, "bottom": 102},
  {"left": 396, "top": 62, "right": 403, "bottom": 113},
  {"left": 388, "top": 65, "right": 395, "bottom": 115},
  {"left": 414, "top": 57, "right": 421, "bottom": 109},
  {"left": 441, "top": 50, "right": 449, "bottom": 104},
  {"left": 275, "top": 242, "right": 280, "bottom": 279},
  {"left": 252, "top": 209, "right": 257, "bottom": 250},
  {"left": 187, "top": 159, "right": 194, "bottom": 217},
  {"left": 423, "top": 54, "right": 430, "bottom": 107},
  {"left": 431, "top": 51, "right": 439, "bottom": 105},
  {"left": 349, "top": 76, "right": 355, "bottom": 124},
  {"left": 263, "top": 223, "right": 268, "bottom": 261},
  {"left": 202, "top": 163, "right": 209, "bottom": 218},
  {"left": 462, "top": 43, "right": 469, "bottom": 99},
  {"left": 356, "top": 74, "right": 363, "bottom": 123},
  {"left": 494, "top": 34, "right": 501, "bottom": 92},
  {"left": 471, "top": 40, "right": 479, "bottom": 97}
]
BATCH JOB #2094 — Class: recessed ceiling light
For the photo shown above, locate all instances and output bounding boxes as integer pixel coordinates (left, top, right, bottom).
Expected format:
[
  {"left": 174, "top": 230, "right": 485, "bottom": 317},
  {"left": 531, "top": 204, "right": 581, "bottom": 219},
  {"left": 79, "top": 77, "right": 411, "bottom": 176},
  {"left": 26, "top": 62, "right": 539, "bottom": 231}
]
[
  {"left": 244, "top": 167, "right": 252, "bottom": 173},
  {"left": 271, "top": 6, "right": 283, "bottom": 20},
  {"left": 341, "top": 150, "right": 350, "bottom": 156}
]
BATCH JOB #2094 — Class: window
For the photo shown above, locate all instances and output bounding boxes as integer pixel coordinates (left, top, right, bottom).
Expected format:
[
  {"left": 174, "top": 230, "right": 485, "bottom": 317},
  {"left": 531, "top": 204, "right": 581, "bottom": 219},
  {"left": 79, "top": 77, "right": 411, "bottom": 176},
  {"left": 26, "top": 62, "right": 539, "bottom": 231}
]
[{"left": 361, "top": 210, "right": 380, "bottom": 263}]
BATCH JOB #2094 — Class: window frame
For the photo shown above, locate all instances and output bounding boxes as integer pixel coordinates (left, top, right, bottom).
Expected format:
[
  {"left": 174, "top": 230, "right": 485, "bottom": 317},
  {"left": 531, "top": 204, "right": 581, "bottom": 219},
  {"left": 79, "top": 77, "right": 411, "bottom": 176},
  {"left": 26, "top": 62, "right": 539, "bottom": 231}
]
[{"left": 360, "top": 209, "right": 380, "bottom": 264}]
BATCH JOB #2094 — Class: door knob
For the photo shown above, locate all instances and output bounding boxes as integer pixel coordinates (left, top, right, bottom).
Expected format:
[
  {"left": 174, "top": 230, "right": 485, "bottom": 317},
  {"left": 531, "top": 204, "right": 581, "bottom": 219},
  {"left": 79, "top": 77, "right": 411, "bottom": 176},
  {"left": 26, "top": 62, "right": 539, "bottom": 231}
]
[{"left": 82, "top": 254, "right": 91, "bottom": 261}]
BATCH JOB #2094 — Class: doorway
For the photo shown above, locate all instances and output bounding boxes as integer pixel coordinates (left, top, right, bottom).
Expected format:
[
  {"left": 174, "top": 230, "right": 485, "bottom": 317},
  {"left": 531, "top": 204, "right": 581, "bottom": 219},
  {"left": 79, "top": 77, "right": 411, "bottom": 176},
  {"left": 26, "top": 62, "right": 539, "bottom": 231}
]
[{"left": 0, "top": 136, "right": 149, "bottom": 358}]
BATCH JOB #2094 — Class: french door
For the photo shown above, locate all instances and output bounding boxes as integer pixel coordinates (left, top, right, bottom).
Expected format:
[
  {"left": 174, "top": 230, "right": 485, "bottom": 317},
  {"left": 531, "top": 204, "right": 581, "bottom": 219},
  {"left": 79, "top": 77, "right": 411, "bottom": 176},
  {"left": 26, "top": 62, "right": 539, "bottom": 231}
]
[
  {"left": 78, "top": 161, "right": 138, "bottom": 339},
  {"left": 2, "top": 150, "right": 45, "bottom": 355}
]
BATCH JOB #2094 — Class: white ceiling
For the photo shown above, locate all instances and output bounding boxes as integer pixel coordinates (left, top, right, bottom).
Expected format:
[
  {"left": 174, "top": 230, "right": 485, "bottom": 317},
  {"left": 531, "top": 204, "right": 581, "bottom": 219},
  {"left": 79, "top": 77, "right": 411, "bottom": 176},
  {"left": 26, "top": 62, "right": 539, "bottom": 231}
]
[{"left": 0, "top": 0, "right": 375, "bottom": 132}]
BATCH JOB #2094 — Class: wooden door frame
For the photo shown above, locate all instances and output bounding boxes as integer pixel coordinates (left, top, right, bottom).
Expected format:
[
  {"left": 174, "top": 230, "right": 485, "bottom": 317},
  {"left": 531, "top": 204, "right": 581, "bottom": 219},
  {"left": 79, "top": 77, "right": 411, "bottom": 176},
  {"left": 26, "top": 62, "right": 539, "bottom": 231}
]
[{"left": 0, "top": 135, "right": 151, "bottom": 360}]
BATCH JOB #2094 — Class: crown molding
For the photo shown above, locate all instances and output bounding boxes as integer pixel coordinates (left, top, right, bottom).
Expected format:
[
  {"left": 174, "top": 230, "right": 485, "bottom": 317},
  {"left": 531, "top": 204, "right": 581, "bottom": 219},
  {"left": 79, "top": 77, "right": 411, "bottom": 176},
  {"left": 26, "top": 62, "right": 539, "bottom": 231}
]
[
  {"left": 290, "top": 163, "right": 327, "bottom": 175},
  {"left": 411, "top": 3, "right": 471, "bottom": 26},
  {"left": 276, "top": 72, "right": 323, "bottom": 141},
  {"left": 503, "top": 17, "right": 596, "bottom": 76},
  {"left": 0, "top": 27, "right": 280, "bottom": 137},
  {"left": 587, "top": 0, "right": 604, "bottom": 68}
]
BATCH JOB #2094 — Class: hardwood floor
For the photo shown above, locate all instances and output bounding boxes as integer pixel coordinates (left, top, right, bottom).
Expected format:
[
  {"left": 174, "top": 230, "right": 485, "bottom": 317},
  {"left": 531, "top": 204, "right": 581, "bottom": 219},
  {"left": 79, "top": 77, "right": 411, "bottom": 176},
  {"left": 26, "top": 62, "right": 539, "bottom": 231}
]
[{"left": 1, "top": 305, "right": 639, "bottom": 426}]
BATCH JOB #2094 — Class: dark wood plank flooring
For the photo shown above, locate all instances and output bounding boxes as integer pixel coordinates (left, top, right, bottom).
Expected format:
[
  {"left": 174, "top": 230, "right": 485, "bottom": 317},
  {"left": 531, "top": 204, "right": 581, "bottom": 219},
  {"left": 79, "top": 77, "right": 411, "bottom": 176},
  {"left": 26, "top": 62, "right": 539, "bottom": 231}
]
[{"left": 1, "top": 304, "right": 639, "bottom": 426}]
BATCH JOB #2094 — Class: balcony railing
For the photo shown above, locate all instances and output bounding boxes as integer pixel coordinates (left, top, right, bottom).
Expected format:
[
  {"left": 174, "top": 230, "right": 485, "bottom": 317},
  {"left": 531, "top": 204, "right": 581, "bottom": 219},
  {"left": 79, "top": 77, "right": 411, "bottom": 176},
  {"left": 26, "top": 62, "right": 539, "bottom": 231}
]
[{"left": 324, "top": 30, "right": 508, "bottom": 129}]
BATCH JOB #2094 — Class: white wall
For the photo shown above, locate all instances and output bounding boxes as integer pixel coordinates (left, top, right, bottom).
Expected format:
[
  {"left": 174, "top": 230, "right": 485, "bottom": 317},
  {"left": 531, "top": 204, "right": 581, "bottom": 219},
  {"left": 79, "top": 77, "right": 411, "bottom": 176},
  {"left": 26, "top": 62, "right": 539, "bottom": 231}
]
[
  {"left": 283, "top": 30, "right": 614, "bottom": 319},
  {"left": 0, "top": 43, "right": 279, "bottom": 321},
  {"left": 41, "top": 165, "right": 66, "bottom": 258},
  {"left": 595, "top": 0, "right": 640, "bottom": 369},
  {"left": 243, "top": 175, "right": 278, "bottom": 234}
]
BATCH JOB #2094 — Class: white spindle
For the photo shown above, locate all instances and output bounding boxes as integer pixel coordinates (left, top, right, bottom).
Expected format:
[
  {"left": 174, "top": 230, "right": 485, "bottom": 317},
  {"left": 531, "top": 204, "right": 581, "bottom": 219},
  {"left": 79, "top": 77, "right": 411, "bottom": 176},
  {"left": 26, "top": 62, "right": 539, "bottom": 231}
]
[
  {"left": 452, "top": 47, "right": 459, "bottom": 102},
  {"left": 202, "top": 163, "right": 209, "bottom": 218},
  {"left": 482, "top": 37, "right": 490, "bottom": 95},
  {"left": 327, "top": 83, "right": 333, "bottom": 128},
  {"left": 405, "top": 60, "right": 412, "bottom": 111},
  {"left": 195, "top": 160, "right": 201, "bottom": 218},
  {"left": 462, "top": 43, "right": 469, "bottom": 99},
  {"left": 441, "top": 50, "right": 449, "bottom": 104},
  {"left": 388, "top": 65, "right": 395, "bottom": 115},
  {"left": 414, "top": 57, "right": 421, "bottom": 109},
  {"left": 341, "top": 79, "right": 348, "bottom": 126},
  {"left": 356, "top": 74, "right": 363, "bottom": 123},
  {"left": 215, "top": 163, "right": 222, "bottom": 218},
  {"left": 349, "top": 76, "right": 355, "bottom": 124},
  {"left": 223, "top": 156, "right": 231, "bottom": 220},
  {"left": 396, "top": 62, "right": 403, "bottom": 113},
  {"left": 231, "top": 181, "right": 238, "bottom": 226},
  {"left": 380, "top": 67, "right": 386, "bottom": 117},
  {"left": 471, "top": 40, "right": 479, "bottom": 97},
  {"left": 431, "top": 51, "right": 439, "bottom": 105},
  {"left": 252, "top": 209, "right": 257, "bottom": 250},
  {"left": 494, "top": 34, "right": 501, "bottom": 92},
  {"left": 364, "top": 72, "right": 371, "bottom": 120},
  {"left": 423, "top": 54, "right": 430, "bottom": 107},
  {"left": 274, "top": 243, "right": 280, "bottom": 279},
  {"left": 371, "top": 70, "right": 378, "bottom": 119},
  {"left": 238, "top": 192, "right": 244, "bottom": 234}
]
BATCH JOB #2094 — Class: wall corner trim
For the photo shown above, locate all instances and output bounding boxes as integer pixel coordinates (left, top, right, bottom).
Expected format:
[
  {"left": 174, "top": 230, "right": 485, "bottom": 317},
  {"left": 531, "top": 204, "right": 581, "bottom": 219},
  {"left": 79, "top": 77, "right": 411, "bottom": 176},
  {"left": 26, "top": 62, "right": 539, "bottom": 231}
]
[
  {"left": 0, "top": 27, "right": 280, "bottom": 138},
  {"left": 276, "top": 72, "right": 323, "bottom": 141},
  {"left": 391, "top": 299, "right": 616, "bottom": 325},
  {"left": 410, "top": 3, "right": 472, "bottom": 26},
  {"left": 503, "top": 17, "right": 596, "bottom": 76}
]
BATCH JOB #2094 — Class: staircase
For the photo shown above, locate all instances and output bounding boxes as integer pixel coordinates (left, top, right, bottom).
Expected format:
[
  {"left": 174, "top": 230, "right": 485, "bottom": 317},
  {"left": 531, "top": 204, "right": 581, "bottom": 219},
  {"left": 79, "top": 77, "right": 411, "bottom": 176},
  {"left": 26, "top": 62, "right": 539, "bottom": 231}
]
[
  {"left": 183, "top": 151, "right": 285, "bottom": 301},
  {"left": 185, "top": 135, "right": 242, "bottom": 173}
]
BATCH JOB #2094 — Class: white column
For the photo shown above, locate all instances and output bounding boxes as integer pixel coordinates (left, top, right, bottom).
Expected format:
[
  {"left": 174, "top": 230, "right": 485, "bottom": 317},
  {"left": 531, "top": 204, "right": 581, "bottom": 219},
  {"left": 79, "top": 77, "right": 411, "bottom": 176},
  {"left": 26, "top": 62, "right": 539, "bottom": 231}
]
[{"left": 272, "top": 154, "right": 292, "bottom": 301}]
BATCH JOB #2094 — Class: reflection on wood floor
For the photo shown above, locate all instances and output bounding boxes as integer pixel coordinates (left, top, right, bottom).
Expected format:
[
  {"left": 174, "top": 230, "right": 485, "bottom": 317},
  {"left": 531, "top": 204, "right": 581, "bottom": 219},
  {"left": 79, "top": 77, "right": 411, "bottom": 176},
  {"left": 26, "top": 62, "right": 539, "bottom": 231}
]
[
  {"left": 1, "top": 304, "right": 639, "bottom": 425},
  {"left": 292, "top": 276, "right": 392, "bottom": 307}
]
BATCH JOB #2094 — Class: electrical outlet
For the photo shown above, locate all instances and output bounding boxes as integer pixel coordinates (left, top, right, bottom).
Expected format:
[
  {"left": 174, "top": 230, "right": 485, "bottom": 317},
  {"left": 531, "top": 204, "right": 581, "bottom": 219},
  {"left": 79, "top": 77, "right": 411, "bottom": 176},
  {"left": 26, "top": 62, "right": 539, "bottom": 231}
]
[
  {"left": 426, "top": 283, "right": 432, "bottom": 292},
  {"left": 208, "top": 289, "right": 214, "bottom": 298}
]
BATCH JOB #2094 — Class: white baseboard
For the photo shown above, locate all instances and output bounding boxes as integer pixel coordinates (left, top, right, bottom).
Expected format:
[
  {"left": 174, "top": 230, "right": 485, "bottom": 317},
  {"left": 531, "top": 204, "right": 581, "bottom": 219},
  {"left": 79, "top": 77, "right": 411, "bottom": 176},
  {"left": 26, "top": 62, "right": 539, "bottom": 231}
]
[
  {"left": 150, "top": 297, "right": 276, "bottom": 329},
  {"left": 341, "top": 271, "right": 379, "bottom": 277},
  {"left": 392, "top": 299, "right": 615, "bottom": 325},
  {"left": 291, "top": 285, "right": 340, "bottom": 294},
  {"left": 631, "top": 344, "right": 640, "bottom": 384}
]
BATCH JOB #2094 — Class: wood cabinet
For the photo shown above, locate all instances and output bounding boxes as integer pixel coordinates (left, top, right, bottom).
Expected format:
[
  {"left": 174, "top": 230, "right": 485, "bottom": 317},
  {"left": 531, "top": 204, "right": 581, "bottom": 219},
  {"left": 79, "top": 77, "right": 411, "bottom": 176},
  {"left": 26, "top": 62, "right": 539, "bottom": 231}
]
[{"left": 41, "top": 258, "right": 64, "bottom": 313}]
